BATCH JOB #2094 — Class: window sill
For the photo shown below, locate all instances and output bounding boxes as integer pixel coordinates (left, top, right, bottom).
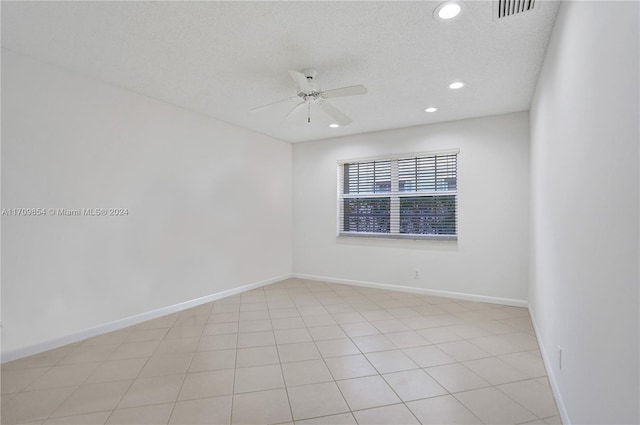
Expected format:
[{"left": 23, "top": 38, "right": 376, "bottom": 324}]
[{"left": 338, "top": 232, "right": 457, "bottom": 241}]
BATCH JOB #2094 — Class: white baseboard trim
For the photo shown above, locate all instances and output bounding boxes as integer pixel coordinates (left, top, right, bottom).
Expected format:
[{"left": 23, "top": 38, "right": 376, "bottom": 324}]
[
  {"left": 529, "top": 307, "right": 571, "bottom": 425},
  {"left": 1, "top": 274, "right": 292, "bottom": 363},
  {"left": 292, "top": 273, "right": 528, "bottom": 308}
]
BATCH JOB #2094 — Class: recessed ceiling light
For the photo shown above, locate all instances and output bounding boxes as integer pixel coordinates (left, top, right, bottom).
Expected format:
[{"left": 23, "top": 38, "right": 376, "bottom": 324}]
[
  {"left": 329, "top": 123, "right": 340, "bottom": 128},
  {"left": 434, "top": 1, "right": 463, "bottom": 20},
  {"left": 448, "top": 81, "right": 465, "bottom": 89},
  {"left": 425, "top": 107, "right": 438, "bottom": 113}
]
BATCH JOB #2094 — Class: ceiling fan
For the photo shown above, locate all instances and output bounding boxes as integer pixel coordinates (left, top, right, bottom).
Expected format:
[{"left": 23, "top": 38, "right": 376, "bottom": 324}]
[{"left": 251, "top": 69, "right": 367, "bottom": 126}]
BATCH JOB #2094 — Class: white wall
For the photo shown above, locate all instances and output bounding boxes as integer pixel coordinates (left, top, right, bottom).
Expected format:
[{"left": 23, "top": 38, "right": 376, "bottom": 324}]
[
  {"left": 1, "top": 49, "right": 293, "bottom": 356},
  {"left": 529, "top": 2, "right": 639, "bottom": 424},
  {"left": 293, "top": 112, "right": 530, "bottom": 303}
]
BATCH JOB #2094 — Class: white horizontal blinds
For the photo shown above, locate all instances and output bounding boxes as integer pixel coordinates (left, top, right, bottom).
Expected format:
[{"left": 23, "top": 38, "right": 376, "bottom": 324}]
[
  {"left": 398, "top": 154, "right": 457, "bottom": 192},
  {"left": 341, "top": 160, "right": 391, "bottom": 233},
  {"left": 338, "top": 151, "right": 458, "bottom": 238},
  {"left": 397, "top": 153, "right": 458, "bottom": 236},
  {"left": 343, "top": 160, "right": 391, "bottom": 194}
]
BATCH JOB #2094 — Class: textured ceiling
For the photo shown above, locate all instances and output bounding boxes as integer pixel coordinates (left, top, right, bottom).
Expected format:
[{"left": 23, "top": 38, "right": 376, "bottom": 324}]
[{"left": 2, "top": 1, "right": 559, "bottom": 143}]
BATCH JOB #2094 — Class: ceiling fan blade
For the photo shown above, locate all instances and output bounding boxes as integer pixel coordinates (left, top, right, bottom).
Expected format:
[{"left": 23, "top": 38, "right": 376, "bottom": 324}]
[
  {"left": 321, "top": 85, "right": 367, "bottom": 99},
  {"left": 318, "top": 101, "right": 352, "bottom": 126},
  {"left": 250, "top": 96, "right": 297, "bottom": 112},
  {"left": 288, "top": 70, "right": 311, "bottom": 94},
  {"left": 285, "top": 101, "right": 306, "bottom": 119}
]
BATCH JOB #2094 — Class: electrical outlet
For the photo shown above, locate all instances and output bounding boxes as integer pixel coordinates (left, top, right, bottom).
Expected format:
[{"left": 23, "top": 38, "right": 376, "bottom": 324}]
[
  {"left": 558, "top": 346, "right": 563, "bottom": 369},
  {"left": 413, "top": 269, "right": 421, "bottom": 279}
]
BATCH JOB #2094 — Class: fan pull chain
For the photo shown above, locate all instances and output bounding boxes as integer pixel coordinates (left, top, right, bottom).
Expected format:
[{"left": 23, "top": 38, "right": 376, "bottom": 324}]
[{"left": 307, "top": 102, "right": 311, "bottom": 123}]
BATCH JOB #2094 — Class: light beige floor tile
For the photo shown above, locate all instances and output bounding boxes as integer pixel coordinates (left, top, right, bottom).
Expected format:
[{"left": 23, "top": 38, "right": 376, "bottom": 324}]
[
  {"left": 315, "top": 339, "right": 360, "bottom": 358},
  {"left": 406, "top": 394, "right": 481, "bottom": 424},
  {"left": 212, "top": 303, "right": 240, "bottom": 313},
  {"left": 417, "top": 327, "right": 463, "bottom": 344},
  {"left": 1, "top": 367, "right": 50, "bottom": 394},
  {"left": 240, "top": 302, "right": 268, "bottom": 312},
  {"left": 384, "top": 331, "right": 430, "bottom": 348},
  {"left": 436, "top": 341, "right": 492, "bottom": 362},
  {"left": 497, "top": 379, "right": 559, "bottom": 418},
  {"left": 124, "top": 328, "right": 169, "bottom": 343},
  {"left": 179, "top": 369, "right": 234, "bottom": 400},
  {"left": 106, "top": 403, "right": 174, "bottom": 425},
  {"left": 281, "top": 359, "right": 333, "bottom": 387},
  {"left": 85, "top": 358, "right": 147, "bottom": 384},
  {"left": 43, "top": 411, "right": 111, "bottom": 424},
  {"left": 189, "top": 349, "right": 236, "bottom": 372},
  {"left": 239, "top": 310, "right": 270, "bottom": 321},
  {"left": 60, "top": 344, "right": 120, "bottom": 365},
  {"left": 288, "top": 381, "right": 349, "bottom": 420},
  {"left": 308, "top": 325, "right": 348, "bottom": 341},
  {"left": 169, "top": 395, "right": 232, "bottom": 424},
  {"left": 269, "top": 308, "right": 301, "bottom": 319},
  {"left": 236, "top": 346, "right": 279, "bottom": 367},
  {"left": 302, "top": 314, "right": 337, "bottom": 327},
  {"left": 139, "top": 353, "right": 193, "bottom": 378},
  {"left": 360, "top": 310, "right": 394, "bottom": 321},
  {"left": 118, "top": 374, "right": 184, "bottom": 408},
  {"left": 403, "top": 346, "right": 456, "bottom": 368},
  {"left": 239, "top": 319, "right": 273, "bottom": 333},
  {"left": 454, "top": 387, "right": 537, "bottom": 424},
  {"left": 233, "top": 364, "right": 284, "bottom": 393},
  {"left": 27, "top": 362, "right": 101, "bottom": 390},
  {"left": 165, "top": 325, "right": 205, "bottom": 340},
  {"left": 2, "top": 387, "right": 76, "bottom": 424},
  {"left": 237, "top": 331, "right": 275, "bottom": 348},
  {"left": 331, "top": 312, "right": 367, "bottom": 324},
  {"left": 198, "top": 334, "right": 237, "bottom": 351},
  {"left": 352, "top": 403, "right": 420, "bottom": 425},
  {"left": 371, "top": 319, "right": 410, "bottom": 334},
  {"left": 463, "top": 357, "right": 529, "bottom": 385},
  {"left": 336, "top": 375, "right": 400, "bottom": 411},
  {"left": 425, "top": 363, "right": 490, "bottom": 393},
  {"left": 109, "top": 341, "right": 160, "bottom": 360},
  {"left": 202, "top": 322, "right": 238, "bottom": 336},
  {"left": 277, "top": 342, "right": 321, "bottom": 363},
  {"left": 271, "top": 317, "right": 306, "bottom": 330},
  {"left": 295, "top": 412, "right": 357, "bottom": 424},
  {"left": 382, "top": 369, "right": 447, "bottom": 402},
  {"left": 231, "top": 389, "right": 292, "bottom": 424},
  {"left": 324, "top": 354, "right": 378, "bottom": 380},
  {"left": 274, "top": 328, "right": 313, "bottom": 345},
  {"left": 82, "top": 330, "right": 131, "bottom": 347},
  {"left": 340, "top": 322, "right": 379, "bottom": 337},
  {"left": 209, "top": 313, "right": 240, "bottom": 323},
  {"left": 498, "top": 351, "right": 548, "bottom": 378},
  {"left": 3, "top": 347, "right": 73, "bottom": 370},
  {"left": 52, "top": 380, "right": 132, "bottom": 417},
  {"left": 154, "top": 337, "right": 199, "bottom": 355},
  {"left": 469, "top": 335, "right": 524, "bottom": 356},
  {"left": 351, "top": 335, "right": 396, "bottom": 353},
  {"left": 299, "top": 306, "right": 329, "bottom": 317},
  {"left": 544, "top": 415, "right": 562, "bottom": 424},
  {"left": 365, "top": 349, "right": 419, "bottom": 374}
]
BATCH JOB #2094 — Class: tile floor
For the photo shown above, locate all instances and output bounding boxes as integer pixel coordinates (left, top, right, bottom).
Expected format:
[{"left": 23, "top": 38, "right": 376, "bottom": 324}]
[{"left": 1, "top": 279, "right": 561, "bottom": 425}]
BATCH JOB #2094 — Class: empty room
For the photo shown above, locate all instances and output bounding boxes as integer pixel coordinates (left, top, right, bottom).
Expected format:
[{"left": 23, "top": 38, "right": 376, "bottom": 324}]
[{"left": 1, "top": 1, "right": 638, "bottom": 424}]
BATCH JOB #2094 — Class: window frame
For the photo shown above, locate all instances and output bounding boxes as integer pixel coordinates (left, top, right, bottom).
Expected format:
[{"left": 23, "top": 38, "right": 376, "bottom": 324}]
[{"left": 337, "top": 149, "right": 459, "bottom": 241}]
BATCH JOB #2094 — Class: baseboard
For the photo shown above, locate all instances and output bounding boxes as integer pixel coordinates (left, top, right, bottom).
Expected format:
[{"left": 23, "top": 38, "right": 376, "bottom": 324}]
[
  {"left": 529, "top": 307, "right": 571, "bottom": 425},
  {"left": 292, "top": 273, "right": 528, "bottom": 307},
  {"left": 1, "top": 273, "right": 292, "bottom": 363}
]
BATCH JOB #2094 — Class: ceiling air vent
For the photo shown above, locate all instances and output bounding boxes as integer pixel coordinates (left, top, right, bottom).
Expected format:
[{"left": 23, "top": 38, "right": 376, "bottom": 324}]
[{"left": 497, "top": 0, "right": 535, "bottom": 18}]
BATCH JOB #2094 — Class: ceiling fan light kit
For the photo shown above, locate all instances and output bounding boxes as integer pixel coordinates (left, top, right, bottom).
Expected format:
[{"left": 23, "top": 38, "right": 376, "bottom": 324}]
[{"left": 252, "top": 69, "right": 367, "bottom": 126}]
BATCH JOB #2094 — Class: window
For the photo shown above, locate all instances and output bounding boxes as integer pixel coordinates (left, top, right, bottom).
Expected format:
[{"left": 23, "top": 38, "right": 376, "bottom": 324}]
[{"left": 337, "top": 150, "right": 458, "bottom": 239}]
